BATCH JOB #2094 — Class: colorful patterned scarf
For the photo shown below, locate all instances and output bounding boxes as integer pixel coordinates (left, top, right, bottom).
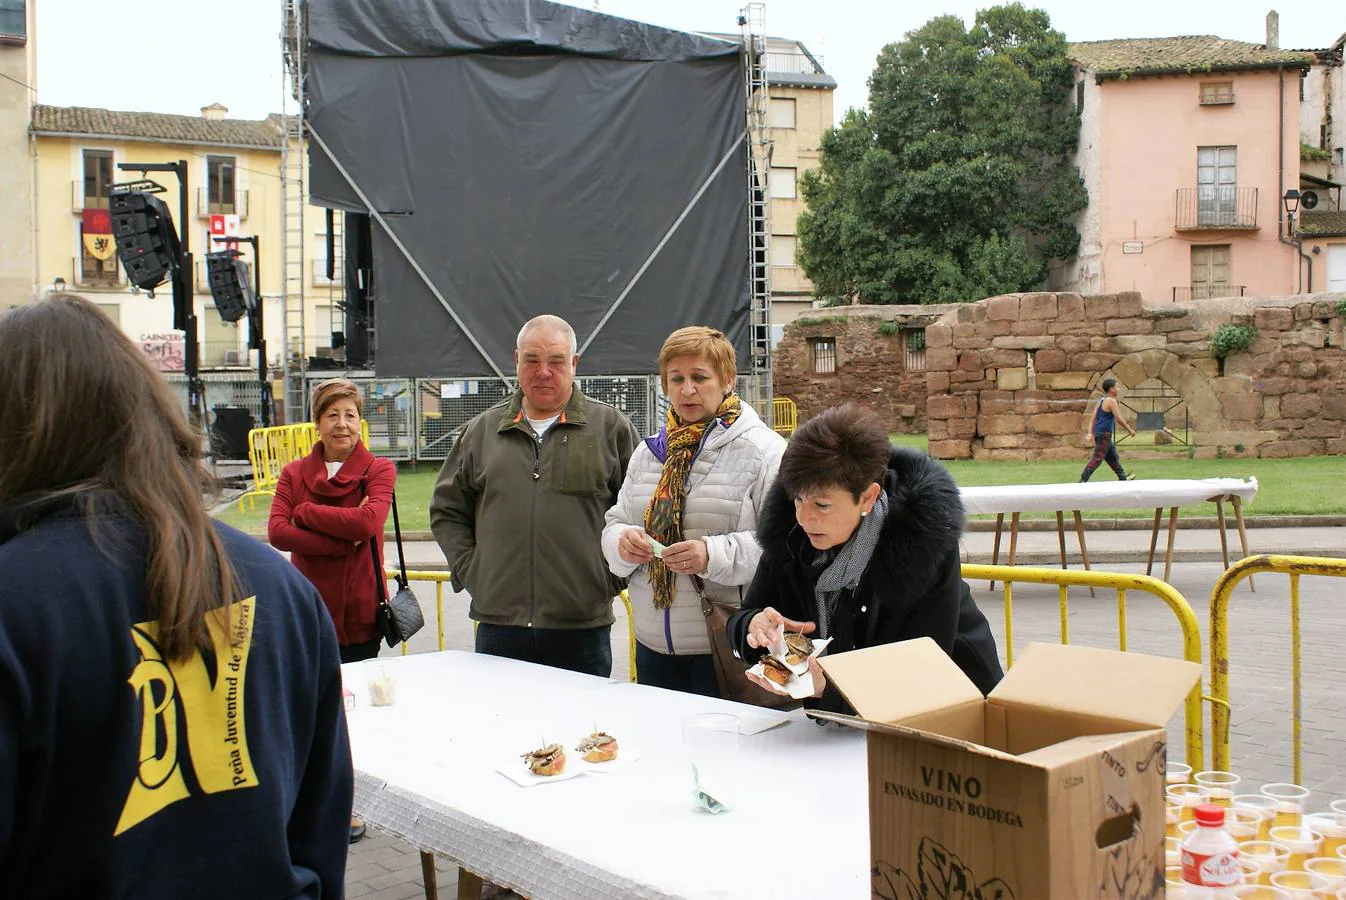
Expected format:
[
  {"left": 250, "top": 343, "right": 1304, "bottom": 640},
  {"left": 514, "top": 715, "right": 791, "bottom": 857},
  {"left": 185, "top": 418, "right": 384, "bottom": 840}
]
[{"left": 644, "top": 392, "right": 742, "bottom": 609}]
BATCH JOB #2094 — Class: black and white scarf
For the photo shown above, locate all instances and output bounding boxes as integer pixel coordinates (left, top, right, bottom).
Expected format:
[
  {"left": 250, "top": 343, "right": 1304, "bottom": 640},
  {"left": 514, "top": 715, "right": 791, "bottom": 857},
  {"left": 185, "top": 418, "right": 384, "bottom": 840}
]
[{"left": 811, "top": 490, "right": 888, "bottom": 639}]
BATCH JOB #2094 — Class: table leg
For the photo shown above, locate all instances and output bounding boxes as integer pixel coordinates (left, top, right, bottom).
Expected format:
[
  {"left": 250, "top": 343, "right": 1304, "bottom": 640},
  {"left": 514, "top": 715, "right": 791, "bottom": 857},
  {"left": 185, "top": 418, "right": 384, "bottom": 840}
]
[
  {"left": 989, "top": 513, "right": 1004, "bottom": 590},
  {"left": 419, "top": 852, "right": 438, "bottom": 900},
  {"left": 1232, "top": 495, "right": 1255, "bottom": 592},
  {"left": 1163, "top": 506, "right": 1179, "bottom": 584},
  {"left": 1072, "top": 510, "right": 1096, "bottom": 597},
  {"left": 1055, "top": 510, "right": 1068, "bottom": 570},
  {"left": 457, "top": 867, "right": 483, "bottom": 900},
  {"left": 1145, "top": 508, "right": 1162, "bottom": 577},
  {"left": 1007, "top": 512, "right": 1020, "bottom": 569},
  {"left": 1214, "top": 500, "right": 1230, "bottom": 572}
]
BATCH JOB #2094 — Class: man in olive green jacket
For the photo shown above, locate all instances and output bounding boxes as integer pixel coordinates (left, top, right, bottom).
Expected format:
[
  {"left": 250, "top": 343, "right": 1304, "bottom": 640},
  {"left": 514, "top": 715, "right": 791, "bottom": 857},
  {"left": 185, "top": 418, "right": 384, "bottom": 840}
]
[{"left": 430, "top": 315, "right": 639, "bottom": 677}]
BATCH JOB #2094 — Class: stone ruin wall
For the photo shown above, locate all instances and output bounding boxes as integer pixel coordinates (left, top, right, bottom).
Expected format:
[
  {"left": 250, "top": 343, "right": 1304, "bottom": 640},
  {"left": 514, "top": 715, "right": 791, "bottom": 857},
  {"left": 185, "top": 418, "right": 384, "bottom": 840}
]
[{"left": 772, "top": 292, "right": 1346, "bottom": 460}]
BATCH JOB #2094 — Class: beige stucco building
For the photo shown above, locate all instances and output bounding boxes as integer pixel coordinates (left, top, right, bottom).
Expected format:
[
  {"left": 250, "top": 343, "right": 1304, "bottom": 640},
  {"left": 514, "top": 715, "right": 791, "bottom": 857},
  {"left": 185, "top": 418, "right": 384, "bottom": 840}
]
[
  {"left": 28, "top": 104, "right": 342, "bottom": 373},
  {"left": 0, "top": 2, "right": 35, "bottom": 311},
  {"left": 1057, "top": 33, "right": 1317, "bottom": 303},
  {"left": 760, "top": 37, "right": 834, "bottom": 326}
]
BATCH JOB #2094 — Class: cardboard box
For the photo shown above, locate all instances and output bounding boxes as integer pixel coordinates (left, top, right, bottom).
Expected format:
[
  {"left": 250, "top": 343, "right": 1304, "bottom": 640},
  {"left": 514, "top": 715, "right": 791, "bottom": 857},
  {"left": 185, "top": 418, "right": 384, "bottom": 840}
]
[{"left": 814, "top": 638, "right": 1200, "bottom": 900}]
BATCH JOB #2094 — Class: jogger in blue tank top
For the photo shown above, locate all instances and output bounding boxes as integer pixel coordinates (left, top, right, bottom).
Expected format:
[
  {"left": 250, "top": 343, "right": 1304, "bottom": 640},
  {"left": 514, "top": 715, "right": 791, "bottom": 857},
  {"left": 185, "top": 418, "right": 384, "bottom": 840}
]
[{"left": 1080, "top": 378, "right": 1136, "bottom": 482}]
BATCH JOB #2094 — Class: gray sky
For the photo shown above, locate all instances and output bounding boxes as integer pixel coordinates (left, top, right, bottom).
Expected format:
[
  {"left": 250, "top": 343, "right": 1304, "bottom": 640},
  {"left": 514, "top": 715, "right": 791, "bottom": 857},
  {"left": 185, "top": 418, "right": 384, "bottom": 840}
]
[{"left": 35, "top": 1, "right": 1338, "bottom": 125}]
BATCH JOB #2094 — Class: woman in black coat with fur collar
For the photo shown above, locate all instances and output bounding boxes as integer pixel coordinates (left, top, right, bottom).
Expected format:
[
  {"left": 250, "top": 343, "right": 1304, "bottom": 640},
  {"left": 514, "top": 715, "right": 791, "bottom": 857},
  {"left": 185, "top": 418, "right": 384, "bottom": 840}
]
[{"left": 727, "top": 404, "right": 1004, "bottom": 713}]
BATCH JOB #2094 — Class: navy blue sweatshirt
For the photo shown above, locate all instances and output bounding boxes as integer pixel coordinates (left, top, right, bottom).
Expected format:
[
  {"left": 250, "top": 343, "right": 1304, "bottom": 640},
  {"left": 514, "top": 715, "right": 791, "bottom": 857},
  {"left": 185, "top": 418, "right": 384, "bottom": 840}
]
[{"left": 0, "top": 497, "right": 352, "bottom": 898}]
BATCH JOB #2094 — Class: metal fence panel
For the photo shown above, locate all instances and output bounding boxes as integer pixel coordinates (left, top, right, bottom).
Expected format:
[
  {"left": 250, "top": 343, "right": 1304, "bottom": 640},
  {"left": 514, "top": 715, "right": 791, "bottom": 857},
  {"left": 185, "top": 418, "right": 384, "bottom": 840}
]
[
  {"left": 413, "top": 375, "right": 660, "bottom": 460},
  {"left": 413, "top": 377, "right": 518, "bottom": 462},
  {"left": 169, "top": 371, "right": 771, "bottom": 461},
  {"left": 303, "top": 376, "right": 416, "bottom": 461},
  {"left": 163, "top": 373, "right": 268, "bottom": 435}
]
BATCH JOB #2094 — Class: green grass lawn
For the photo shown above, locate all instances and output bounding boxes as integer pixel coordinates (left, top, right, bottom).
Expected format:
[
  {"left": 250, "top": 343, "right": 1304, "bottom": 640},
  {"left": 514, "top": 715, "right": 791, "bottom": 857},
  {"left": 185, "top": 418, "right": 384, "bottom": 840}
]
[{"left": 214, "top": 441, "right": 1344, "bottom": 535}]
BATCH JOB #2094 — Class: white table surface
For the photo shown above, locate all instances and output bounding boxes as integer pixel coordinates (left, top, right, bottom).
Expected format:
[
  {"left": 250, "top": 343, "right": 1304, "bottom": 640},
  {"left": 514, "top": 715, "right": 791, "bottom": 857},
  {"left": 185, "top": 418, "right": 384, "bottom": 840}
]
[
  {"left": 342, "top": 652, "right": 871, "bottom": 899},
  {"left": 959, "top": 477, "right": 1258, "bottom": 515}
]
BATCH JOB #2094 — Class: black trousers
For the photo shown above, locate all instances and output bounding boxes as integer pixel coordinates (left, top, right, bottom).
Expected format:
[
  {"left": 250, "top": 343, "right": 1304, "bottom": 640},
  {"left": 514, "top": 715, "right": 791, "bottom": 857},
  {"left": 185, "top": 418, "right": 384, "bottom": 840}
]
[
  {"left": 1080, "top": 431, "right": 1127, "bottom": 481},
  {"left": 474, "top": 623, "right": 613, "bottom": 678}
]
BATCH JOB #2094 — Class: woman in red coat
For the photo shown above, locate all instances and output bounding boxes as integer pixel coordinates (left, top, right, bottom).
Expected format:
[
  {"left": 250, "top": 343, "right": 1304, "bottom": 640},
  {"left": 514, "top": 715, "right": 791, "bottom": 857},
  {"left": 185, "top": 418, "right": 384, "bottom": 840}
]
[{"left": 269, "top": 379, "right": 397, "bottom": 663}]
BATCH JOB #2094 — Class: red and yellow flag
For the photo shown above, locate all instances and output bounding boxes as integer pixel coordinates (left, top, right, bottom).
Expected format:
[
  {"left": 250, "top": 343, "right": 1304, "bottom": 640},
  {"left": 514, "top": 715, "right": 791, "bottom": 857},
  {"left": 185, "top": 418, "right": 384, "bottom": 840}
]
[{"left": 82, "top": 207, "right": 116, "bottom": 261}]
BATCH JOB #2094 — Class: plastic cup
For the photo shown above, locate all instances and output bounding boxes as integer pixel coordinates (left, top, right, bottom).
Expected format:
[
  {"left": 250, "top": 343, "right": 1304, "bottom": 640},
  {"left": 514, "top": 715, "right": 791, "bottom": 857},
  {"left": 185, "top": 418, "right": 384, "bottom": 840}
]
[
  {"left": 1227, "top": 806, "right": 1266, "bottom": 842},
  {"left": 1167, "top": 761, "right": 1194, "bottom": 786},
  {"left": 683, "top": 713, "right": 740, "bottom": 814},
  {"left": 1167, "top": 797, "right": 1183, "bottom": 838},
  {"left": 1234, "top": 887, "right": 1290, "bottom": 898},
  {"left": 1269, "top": 826, "right": 1323, "bottom": 872},
  {"left": 1170, "top": 783, "right": 1212, "bottom": 822},
  {"left": 1165, "top": 835, "right": 1182, "bottom": 867},
  {"left": 1304, "top": 856, "right": 1346, "bottom": 889},
  {"left": 367, "top": 672, "right": 397, "bottom": 707},
  {"left": 1241, "top": 841, "right": 1292, "bottom": 886},
  {"left": 1196, "top": 770, "right": 1242, "bottom": 807},
  {"left": 1332, "top": 799, "right": 1346, "bottom": 817},
  {"left": 1269, "top": 869, "right": 1330, "bottom": 898},
  {"left": 1263, "top": 784, "right": 1312, "bottom": 830},
  {"left": 1166, "top": 865, "right": 1188, "bottom": 898},
  {"left": 1178, "top": 819, "right": 1201, "bottom": 839},
  {"left": 1307, "top": 813, "right": 1346, "bottom": 860},
  {"left": 1236, "top": 794, "right": 1282, "bottom": 841}
]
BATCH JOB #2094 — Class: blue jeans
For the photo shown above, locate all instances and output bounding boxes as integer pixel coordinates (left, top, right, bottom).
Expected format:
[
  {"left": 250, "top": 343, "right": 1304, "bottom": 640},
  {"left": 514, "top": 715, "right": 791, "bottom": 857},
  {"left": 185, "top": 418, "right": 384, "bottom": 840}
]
[
  {"left": 474, "top": 623, "right": 613, "bottom": 678},
  {"left": 635, "top": 642, "right": 721, "bottom": 698}
]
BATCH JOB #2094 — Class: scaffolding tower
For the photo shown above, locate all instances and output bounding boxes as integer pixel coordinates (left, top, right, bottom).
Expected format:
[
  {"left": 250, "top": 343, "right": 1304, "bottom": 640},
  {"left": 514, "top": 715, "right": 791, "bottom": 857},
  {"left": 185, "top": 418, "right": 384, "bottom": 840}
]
[
  {"left": 740, "top": 2, "right": 773, "bottom": 419},
  {"left": 281, "top": 0, "right": 307, "bottom": 422}
]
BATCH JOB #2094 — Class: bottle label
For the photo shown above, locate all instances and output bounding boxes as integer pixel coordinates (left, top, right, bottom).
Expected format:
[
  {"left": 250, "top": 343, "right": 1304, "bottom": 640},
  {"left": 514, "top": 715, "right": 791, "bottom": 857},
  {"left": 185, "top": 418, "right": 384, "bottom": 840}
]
[{"left": 1181, "top": 849, "right": 1240, "bottom": 886}]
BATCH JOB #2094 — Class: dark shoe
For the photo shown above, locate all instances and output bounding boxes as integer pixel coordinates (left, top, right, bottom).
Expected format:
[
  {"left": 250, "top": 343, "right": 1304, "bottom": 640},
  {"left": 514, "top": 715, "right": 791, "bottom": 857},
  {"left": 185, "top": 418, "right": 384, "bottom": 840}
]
[{"left": 349, "top": 819, "right": 367, "bottom": 843}]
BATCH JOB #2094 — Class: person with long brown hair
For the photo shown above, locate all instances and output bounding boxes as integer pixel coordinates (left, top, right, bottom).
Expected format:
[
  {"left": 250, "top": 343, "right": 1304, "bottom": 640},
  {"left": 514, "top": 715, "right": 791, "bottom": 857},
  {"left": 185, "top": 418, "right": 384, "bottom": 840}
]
[{"left": 0, "top": 296, "right": 351, "bottom": 898}]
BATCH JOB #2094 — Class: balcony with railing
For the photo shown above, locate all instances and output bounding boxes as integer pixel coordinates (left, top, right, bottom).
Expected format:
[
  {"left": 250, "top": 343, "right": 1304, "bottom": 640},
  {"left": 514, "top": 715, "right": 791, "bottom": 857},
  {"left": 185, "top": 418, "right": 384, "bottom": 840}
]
[
  {"left": 72, "top": 180, "right": 110, "bottom": 213},
  {"left": 1175, "top": 187, "right": 1259, "bottom": 231},
  {"left": 312, "top": 257, "right": 343, "bottom": 286},
  {"left": 1172, "top": 285, "right": 1247, "bottom": 302},
  {"left": 196, "top": 187, "right": 250, "bottom": 219},
  {"left": 71, "top": 255, "right": 125, "bottom": 289}
]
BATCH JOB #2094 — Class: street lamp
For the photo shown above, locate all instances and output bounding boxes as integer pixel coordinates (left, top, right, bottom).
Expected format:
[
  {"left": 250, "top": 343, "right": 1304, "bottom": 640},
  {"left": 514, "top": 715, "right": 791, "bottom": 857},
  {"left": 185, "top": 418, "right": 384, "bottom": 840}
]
[{"left": 1282, "top": 189, "right": 1301, "bottom": 238}]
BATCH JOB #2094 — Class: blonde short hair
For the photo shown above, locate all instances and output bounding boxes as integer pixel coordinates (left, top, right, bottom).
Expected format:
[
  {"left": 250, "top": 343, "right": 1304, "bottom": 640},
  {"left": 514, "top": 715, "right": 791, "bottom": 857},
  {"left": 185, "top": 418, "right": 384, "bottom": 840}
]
[
  {"left": 657, "top": 326, "right": 736, "bottom": 393},
  {"left": 310, "top": 378, "right": 363, "bottom": 424}
]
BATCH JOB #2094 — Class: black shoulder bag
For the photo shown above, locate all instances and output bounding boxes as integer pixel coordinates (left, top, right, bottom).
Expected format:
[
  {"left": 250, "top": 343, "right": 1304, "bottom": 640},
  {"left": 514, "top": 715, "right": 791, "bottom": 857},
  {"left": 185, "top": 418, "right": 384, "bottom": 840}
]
[{"left": 371, "top": 494, "right": 425, "bottom": 648}]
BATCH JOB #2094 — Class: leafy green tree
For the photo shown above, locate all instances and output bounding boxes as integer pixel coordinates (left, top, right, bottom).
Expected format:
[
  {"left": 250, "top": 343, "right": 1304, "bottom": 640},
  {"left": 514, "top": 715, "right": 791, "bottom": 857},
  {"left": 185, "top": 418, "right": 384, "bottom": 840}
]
[{"left": 796, "top": 4, "right": 1087, "bottom": 305}]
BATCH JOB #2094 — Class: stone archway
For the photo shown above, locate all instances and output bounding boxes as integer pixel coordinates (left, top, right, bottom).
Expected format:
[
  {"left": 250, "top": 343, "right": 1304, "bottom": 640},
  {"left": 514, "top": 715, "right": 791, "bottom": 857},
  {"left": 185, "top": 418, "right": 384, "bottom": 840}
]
[{"left": 1101, "top": 349, "right": 1226, "bottom": 450}]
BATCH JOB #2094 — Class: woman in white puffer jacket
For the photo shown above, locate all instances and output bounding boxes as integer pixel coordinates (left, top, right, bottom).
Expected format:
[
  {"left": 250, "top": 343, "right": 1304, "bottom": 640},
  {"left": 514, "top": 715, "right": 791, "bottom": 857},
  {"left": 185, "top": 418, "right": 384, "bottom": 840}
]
[{"left": 602, "top": 326, "right": 786, "bottom": 697}]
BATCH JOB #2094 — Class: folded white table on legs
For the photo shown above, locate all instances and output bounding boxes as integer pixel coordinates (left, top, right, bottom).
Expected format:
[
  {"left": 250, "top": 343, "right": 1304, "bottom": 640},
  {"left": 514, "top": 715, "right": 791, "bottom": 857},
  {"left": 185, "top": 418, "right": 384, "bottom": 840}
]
[{"left": 959, "top": 477, "right": 1259, "bottom": 587}]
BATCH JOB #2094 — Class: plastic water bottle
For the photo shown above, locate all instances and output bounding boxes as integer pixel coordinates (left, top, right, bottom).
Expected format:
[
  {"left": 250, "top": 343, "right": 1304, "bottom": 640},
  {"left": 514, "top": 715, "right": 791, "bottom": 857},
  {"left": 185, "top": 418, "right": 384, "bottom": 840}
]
[{"left": 1181, "top": 803, "right": 1240, "bottom": 898}]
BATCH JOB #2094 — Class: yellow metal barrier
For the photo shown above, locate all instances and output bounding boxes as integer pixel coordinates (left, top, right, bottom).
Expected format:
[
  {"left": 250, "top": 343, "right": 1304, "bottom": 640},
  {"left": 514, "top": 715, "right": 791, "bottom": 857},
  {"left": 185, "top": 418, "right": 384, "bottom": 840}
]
[
  {"left": 390, "top": 570, "right": 638, "bottom": 682},
  {"left": 961, "top": 563, "right": 1206, "bottom": 773},
  {"left": 771, "top": 397, "right": 798, "bottom": 436},
  {"left": 1209, "top": 554, "right": 1346, "bottom": 786},
  {"left": 238, "top": 421, "right": 370, "bottom": 511}
]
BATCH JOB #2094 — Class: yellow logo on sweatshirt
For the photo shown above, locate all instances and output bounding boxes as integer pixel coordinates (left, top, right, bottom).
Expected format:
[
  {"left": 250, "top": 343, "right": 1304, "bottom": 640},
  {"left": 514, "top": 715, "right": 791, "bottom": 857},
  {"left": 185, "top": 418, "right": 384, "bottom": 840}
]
[{"left": 115, "top": 596, "right": 259, "bottom": 835}]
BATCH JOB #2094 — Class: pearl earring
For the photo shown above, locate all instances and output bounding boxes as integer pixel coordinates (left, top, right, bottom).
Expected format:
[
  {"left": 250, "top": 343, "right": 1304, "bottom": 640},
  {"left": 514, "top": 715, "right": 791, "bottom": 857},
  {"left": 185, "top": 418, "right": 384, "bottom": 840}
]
[{"left": 861, "top": 509, "right": 869, "bottom": 518}]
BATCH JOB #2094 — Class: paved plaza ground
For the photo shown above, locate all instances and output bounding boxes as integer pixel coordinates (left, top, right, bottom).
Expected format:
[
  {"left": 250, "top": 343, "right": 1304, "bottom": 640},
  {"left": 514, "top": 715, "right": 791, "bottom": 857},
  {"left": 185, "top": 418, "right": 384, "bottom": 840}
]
[{"left": 341, "top": 527, "right": 1346, "bottom": 898}]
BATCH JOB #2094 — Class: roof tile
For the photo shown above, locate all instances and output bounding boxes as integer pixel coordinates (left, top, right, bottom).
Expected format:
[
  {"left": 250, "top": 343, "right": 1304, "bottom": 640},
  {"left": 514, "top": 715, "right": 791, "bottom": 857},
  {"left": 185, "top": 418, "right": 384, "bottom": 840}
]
[
  {"left": 31, "top": 104, "right": 283, "bottom": 149},
  {"left": 1069, "top": 36, "right": 1315, "bottom": 78}
]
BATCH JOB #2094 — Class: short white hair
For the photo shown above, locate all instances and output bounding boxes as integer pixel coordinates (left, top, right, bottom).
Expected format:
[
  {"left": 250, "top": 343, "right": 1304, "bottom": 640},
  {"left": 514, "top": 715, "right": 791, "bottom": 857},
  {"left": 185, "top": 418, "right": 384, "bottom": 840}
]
[{"left": 516, "top": 315, "right": 577, "bottom": 357}]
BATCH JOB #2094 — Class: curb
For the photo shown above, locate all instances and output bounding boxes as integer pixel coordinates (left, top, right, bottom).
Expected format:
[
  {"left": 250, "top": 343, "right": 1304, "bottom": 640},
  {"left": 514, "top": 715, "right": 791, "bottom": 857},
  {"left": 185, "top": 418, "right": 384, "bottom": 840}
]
[
  {"left": 959, "top": 548, "right": 1346, "bottom": 566},
  {"left": 963, "top": 515, "right": 1346, "bottom": 532}
]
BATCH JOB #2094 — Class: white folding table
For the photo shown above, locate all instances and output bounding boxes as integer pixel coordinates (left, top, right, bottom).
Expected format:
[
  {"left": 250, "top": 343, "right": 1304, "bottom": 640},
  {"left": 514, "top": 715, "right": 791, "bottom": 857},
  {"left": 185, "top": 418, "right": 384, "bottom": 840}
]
[
  {"left": 343, "top": 651, "right": 870, "bottom": 899},
  {"left": 960, "top": 477, "right": 1259, "bottom": 587}
]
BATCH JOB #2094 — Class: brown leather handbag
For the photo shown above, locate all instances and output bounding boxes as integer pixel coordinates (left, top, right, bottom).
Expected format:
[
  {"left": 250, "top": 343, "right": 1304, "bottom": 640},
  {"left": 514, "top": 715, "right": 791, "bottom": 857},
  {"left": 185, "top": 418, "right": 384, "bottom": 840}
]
[{"left": 692, "top": 576, "right": 797, "bottom": 710}]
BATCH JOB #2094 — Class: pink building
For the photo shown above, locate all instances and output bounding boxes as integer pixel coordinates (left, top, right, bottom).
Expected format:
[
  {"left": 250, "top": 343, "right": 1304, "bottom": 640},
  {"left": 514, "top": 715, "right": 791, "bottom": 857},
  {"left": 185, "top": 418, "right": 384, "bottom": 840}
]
[{"left": 1055, "top": 34, "right": 1317, "bottom": 303}]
